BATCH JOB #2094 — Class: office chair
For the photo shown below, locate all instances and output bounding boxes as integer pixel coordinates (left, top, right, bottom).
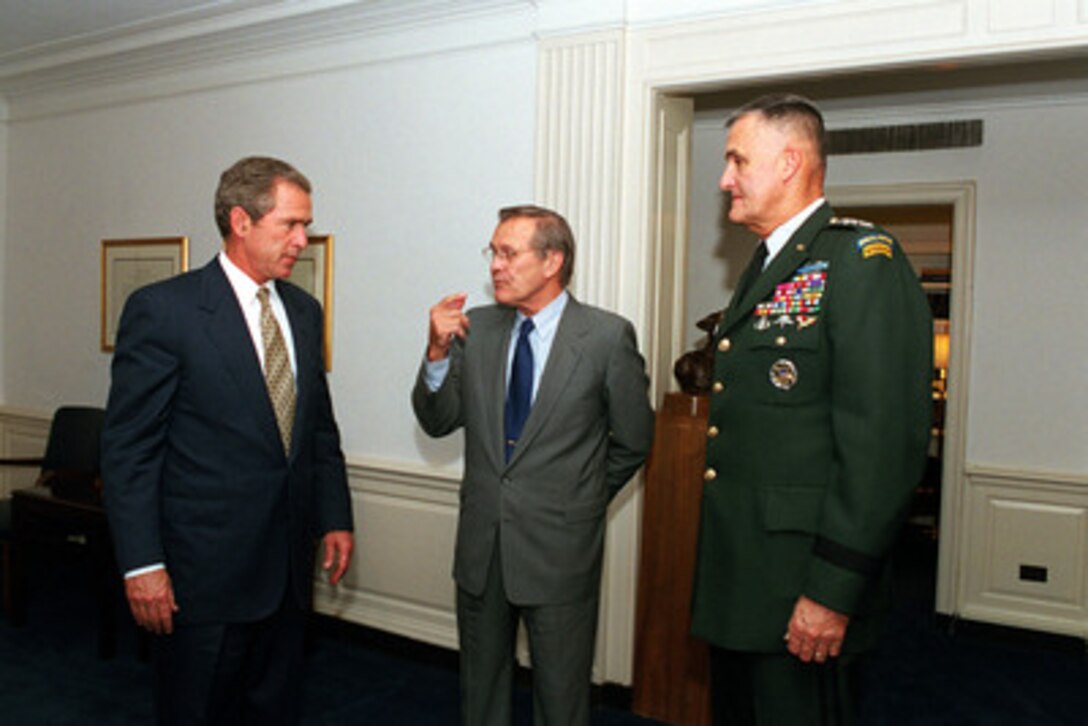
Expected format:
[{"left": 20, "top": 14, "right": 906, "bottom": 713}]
[{"left": 0, "top": 405, "right": 106, "bottom": 618}]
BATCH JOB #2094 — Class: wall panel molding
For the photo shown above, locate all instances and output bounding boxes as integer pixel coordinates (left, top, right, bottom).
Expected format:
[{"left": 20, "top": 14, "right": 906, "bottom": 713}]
[
  {"left": 0, "top": 407, "right": 51, "bottom": 495},
  {"left": 959, "top": 467, "right": 1088, "bottom": 637},
  {"left": 316, "top": 457, "right": 461, "bottom": 648},
  {"left": 535, "top": 30, "right": 626, "bottom": 310}
]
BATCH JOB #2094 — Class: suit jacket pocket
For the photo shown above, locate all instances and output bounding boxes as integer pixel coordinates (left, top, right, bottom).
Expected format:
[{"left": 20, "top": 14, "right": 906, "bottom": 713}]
[
  {"left": 759, "top": 486, "right": 825, "bottom": 534},
  {"left": 748, "top": 324, "right": 824, "bottom": 405},
  {"left": 564, "top": 498, "right": 607, "bottom": 523}
]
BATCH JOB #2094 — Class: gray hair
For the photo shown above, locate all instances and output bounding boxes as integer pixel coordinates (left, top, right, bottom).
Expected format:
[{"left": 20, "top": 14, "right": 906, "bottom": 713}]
[
  {"left": 727, "top": 93, "right": 827, "bottom": 169},
  {"left": 498, "top": 204, "right": 575, "bottom": 287}
]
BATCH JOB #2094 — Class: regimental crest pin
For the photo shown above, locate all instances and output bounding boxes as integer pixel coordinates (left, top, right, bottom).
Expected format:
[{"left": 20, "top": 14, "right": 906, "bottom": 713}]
[{"left": 769, "top": 359, "right": 798, "bottom": 391}]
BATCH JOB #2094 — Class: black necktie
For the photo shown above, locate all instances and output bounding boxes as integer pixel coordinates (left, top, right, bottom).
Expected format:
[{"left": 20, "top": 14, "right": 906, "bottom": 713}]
[
  {"left": 732, "top": 240, "right": 769, "bottom": 306},
  {"left": 504, "top": 318, "right": 535, "bottom": 462}
]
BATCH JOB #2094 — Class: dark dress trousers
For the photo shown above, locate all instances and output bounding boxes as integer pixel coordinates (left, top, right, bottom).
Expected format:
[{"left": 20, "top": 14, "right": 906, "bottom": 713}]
[
  {"left": 102, "top": 258, "right": 352, "bottom": 722},
  {"left": 412, "top": 296, "right": 654, "bottom": 725},
  {"left": 690, "top": 204, "right": 933, "bottom": 722}
]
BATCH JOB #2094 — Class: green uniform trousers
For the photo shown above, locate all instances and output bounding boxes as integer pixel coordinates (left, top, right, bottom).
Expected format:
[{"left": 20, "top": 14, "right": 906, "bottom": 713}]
[{"left": 709, "top": 647, "right": 864, "bottom": 726}]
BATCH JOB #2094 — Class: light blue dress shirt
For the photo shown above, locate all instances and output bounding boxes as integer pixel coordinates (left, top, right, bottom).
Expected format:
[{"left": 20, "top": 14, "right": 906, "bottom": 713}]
[{"left": 424, "top": 291, "right": 570, "bottom": 403}]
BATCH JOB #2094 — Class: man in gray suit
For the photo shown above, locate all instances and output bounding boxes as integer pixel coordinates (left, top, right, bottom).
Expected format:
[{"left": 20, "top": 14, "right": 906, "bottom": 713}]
[{"left": 412, "top": 205, "right": 654, "bottom": 726}]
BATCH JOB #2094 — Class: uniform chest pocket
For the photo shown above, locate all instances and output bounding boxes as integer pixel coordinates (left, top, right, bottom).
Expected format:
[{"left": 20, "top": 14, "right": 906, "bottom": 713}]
[{"left": 748, "top": 323, "right": 825, "bottom": 404}]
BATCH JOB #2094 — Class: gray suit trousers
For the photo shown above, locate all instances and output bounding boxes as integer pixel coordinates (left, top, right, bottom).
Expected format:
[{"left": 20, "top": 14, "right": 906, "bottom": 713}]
[{"left": 457, "top": 539, "right": 600, "bottom": 726}]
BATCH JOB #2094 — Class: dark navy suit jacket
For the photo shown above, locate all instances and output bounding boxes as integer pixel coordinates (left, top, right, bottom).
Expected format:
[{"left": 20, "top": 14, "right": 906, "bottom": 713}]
[{"left": 102, "top": 258, "right": 352, "bottom": 625}]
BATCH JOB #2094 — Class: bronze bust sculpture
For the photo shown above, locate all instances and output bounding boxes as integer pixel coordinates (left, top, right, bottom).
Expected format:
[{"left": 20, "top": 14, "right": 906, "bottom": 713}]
[{"left": 673, "top": 311, "right": 722, "bottom": 395}]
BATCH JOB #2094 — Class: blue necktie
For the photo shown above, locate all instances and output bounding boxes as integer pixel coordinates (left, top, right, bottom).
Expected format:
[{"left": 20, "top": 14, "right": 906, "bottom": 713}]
[{"left": 504, "top": 318, "right": 535, "bottom": 462}]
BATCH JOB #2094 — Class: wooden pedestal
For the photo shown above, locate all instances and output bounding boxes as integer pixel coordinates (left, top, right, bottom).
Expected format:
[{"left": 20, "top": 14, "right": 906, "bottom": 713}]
[{"left": 632, "top": 392, "right": 711, "bottom": 726}]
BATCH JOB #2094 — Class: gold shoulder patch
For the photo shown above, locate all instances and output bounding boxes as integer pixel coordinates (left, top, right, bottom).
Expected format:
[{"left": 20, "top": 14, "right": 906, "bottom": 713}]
[
  {"left": 829, "top": 216, "right": 875, "bottom": 229},
  {"left": 856, "top": 233, "right": 894, "bottom": 260}
]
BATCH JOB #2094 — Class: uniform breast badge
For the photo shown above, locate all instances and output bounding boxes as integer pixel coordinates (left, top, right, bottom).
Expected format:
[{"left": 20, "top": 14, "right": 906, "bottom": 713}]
[
  {"left": 769, "top": 359, "right": 798, "bottom": 390},
  {"left": 754, "top": 261, "right": 828, "bottom": 331}
]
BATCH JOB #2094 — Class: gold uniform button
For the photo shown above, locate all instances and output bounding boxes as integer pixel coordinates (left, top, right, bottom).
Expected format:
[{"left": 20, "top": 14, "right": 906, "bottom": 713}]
[
  {"left": 712, "top": 381, "right": 724, "bottom": 394},
  {"left": 703, "top": 468, "right": 717, "bottom": 481},
  {"left": 775, "top": 336, "right": 787, "bottom": 346},
  {"left": 707, "top": 425, "right": 719, "bottom": 438},
  {"left": 718, "top": 338, "right": 731, "bottom": 352}
]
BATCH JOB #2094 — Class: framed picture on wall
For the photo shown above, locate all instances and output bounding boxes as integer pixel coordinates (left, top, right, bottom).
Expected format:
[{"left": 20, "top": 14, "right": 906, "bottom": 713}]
[
  {"left": 101, "top": 236, "right": 190, "bottom": 352},
  {"left": 287, "top": 234, "right": 334, "bottom": 370}
]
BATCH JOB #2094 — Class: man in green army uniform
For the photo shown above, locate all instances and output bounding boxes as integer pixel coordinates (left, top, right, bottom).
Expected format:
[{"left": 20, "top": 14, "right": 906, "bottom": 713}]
[{"left": 690, "top": 94, "right": 933, "bottom": 725}]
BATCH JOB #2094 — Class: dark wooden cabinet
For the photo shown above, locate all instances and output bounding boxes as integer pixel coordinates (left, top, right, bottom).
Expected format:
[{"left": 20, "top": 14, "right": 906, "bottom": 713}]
[
  {"left": 633, "top": 393, "right": 711, "bottom": 726},
  {"left": 11, "top": 487, "right": 122, "bottom": 658}
]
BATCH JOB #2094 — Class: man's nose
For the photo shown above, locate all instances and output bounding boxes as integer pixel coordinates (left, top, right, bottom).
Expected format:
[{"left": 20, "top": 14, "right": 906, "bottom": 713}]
[
  {"left": 719, "top": 168, "right": 734, "bottom": 191},
  {"left": 291, "top": 225, "right": 309, "bottom": 248}
]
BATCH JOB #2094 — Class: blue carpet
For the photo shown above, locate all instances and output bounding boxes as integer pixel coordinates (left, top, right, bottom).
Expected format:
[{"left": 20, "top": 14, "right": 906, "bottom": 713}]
[
  {"left": 0, "top": 555, "right": 658, "bottom": 725},
  {"left": 2, "top": 534, "right": 1086, "bottom": 724}
]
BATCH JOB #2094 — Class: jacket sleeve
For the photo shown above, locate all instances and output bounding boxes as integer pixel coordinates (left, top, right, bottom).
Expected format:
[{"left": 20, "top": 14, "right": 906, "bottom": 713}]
[
  {"left": 303, "top": 298, "right": 353, "bottom": 536},
  {"left": 101, "top": 286, "right": 178, "bottom": 573},
  {"left": 603, "top": 319, "right": 655, "bottom": 499},
  {"left": 411, "top": 337, "right": 466, "bottom": 439},
  {"left": 802, "top": 234, "right": 933, "bottom": 614}
]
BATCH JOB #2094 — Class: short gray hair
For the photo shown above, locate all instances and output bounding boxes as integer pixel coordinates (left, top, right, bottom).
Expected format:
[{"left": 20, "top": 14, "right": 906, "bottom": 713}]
[
  {"left": 498, "top": 205, "right": 576, "bottom": 287},
  {"left": 727, "top": 93, "right": 827, "bottom": 169}
]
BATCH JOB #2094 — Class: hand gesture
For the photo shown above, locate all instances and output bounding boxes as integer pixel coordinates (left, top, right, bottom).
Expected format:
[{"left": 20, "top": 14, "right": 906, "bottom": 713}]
[{"left": 427, "top": 292, "right": 470, "bottom": 361}]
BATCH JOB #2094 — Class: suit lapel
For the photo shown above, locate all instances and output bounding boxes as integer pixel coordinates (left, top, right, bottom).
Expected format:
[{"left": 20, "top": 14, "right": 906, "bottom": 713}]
[
  {"left": 719, "top": 204, "right": 831, "bottom": 335},
  {"left": 478, "top": 307, "right": 516, "bottom": 468},
  {"left": 199, "top": 260, "right": 283, "bottom": 457}
]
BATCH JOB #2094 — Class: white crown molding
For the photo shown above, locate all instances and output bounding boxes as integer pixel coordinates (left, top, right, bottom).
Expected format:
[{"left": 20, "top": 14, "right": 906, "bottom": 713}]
[{"left": 0, "top": 0, "right": 535, "bottom": 117}]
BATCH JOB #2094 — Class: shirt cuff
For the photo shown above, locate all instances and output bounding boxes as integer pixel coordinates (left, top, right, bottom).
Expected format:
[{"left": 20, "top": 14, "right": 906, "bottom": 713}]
[
  {"left": 125, "top": 563, "right": 166, "bottom": 579},
  {"left": 423, "top": 356, "right": 449, "bottom": 392}
]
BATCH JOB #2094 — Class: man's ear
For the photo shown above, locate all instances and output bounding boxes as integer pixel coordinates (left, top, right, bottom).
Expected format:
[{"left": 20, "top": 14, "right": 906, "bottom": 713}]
[
  {"left": 780, "top": 145, "right": 802, "bottom": 182},
  {"left": 544, "top": 250, "right": 564, "bottom": 279},
  {"left": 229, "top": 206, "right": 252, "bottom": 237}
]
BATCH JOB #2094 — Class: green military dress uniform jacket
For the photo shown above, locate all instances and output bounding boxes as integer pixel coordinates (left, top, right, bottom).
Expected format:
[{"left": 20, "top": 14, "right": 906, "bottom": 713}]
[{"left": 691, "top": 203, "right": 933, "bottom": 654}]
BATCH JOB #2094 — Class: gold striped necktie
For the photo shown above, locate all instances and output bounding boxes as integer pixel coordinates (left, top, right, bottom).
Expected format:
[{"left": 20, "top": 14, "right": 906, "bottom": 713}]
[{"left": 258, "top": 287, "right": 295, "bottom": 455}]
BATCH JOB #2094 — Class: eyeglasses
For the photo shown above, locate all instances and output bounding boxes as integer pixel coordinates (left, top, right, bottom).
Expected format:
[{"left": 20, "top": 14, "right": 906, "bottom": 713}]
[{"left": 481, "top": 245, "right": 532, "bottom": 263}]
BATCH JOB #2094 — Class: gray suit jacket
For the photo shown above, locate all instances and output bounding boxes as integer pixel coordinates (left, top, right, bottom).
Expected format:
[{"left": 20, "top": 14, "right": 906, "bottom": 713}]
[{"left": 412, "top": 296, "right": 654, "bottom": 605}]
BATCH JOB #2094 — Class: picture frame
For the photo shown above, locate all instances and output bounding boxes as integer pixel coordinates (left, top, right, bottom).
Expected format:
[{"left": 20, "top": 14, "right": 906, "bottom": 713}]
[
  {"left": 101, "top": 236, "right": 190, "bottom": 352},
  {"left": 288, "top": 235, "right": 334, "bottom": 370}
]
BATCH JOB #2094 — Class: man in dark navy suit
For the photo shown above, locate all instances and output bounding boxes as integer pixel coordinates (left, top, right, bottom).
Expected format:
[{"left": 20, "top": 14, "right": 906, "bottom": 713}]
[{"left": 102, "top": 156, "right": 354, "bottom": 725}]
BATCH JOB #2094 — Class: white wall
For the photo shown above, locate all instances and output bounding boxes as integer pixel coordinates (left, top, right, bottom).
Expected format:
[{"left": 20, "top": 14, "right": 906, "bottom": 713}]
[
  {"left": 1, "top": 33, "right": 536, "bottom": 466},
  {"left": 0, "top": 96, "right": 7, "bottom": 390},
  {"left": 688, "top": 78, "right": 1088, "bottom": 476}
]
